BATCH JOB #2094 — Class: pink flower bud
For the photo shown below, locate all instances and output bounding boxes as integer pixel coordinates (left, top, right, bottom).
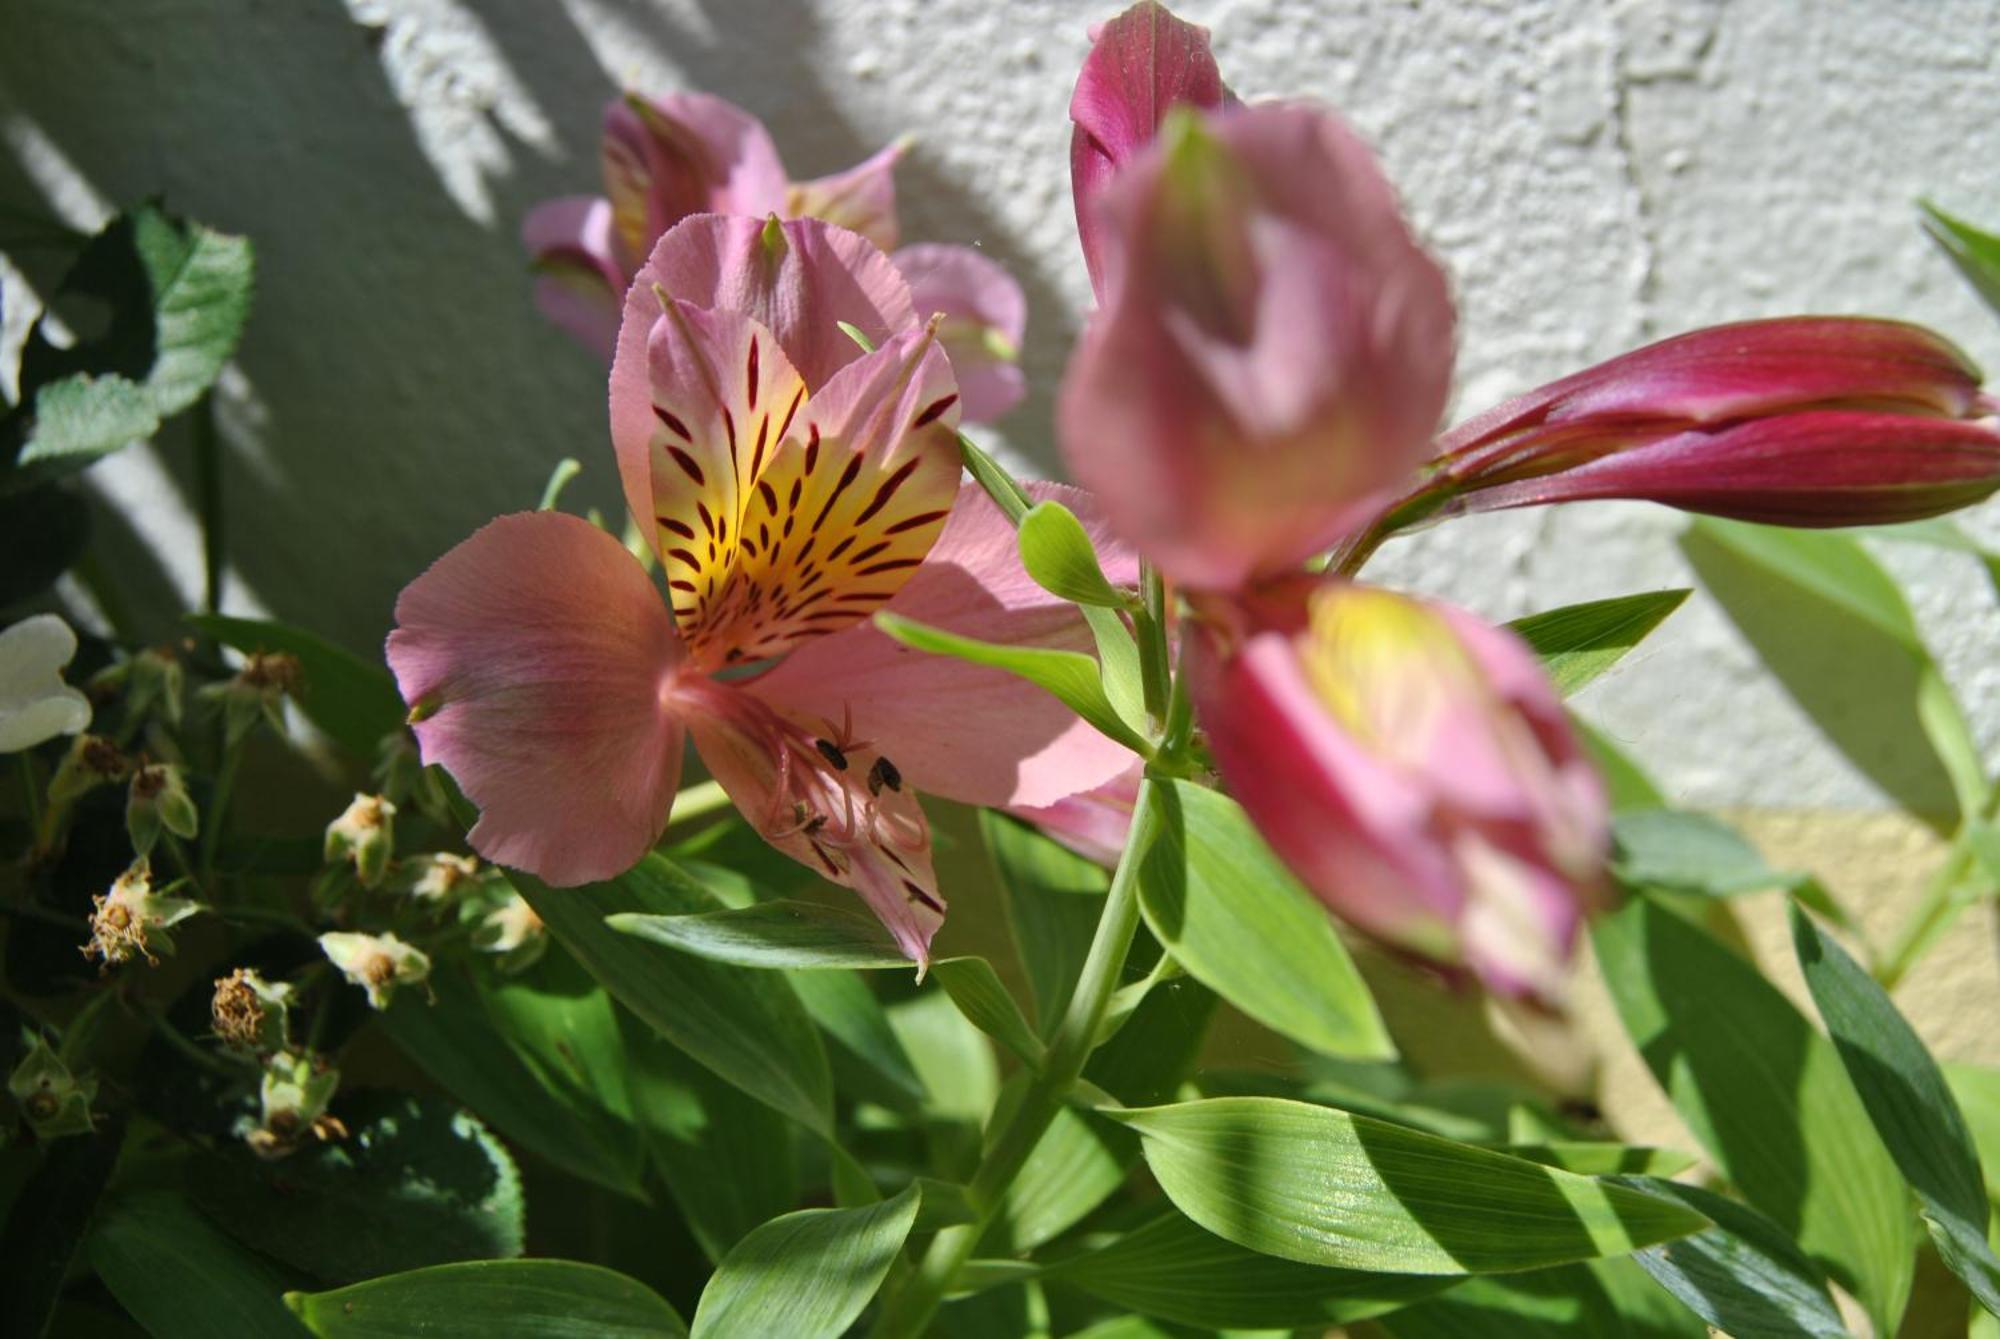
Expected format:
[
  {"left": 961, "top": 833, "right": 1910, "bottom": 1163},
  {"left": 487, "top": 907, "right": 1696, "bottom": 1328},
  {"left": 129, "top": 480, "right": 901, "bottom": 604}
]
[
  {"left": 1189, "top": 583, "right": 1606, "bottom": 1002},
  {"left": 1059, "top": 104, "right": 1455, "bottom": 592},
  {"left": 1432, "top": 317, "right": 2000, "bottom": 527}
]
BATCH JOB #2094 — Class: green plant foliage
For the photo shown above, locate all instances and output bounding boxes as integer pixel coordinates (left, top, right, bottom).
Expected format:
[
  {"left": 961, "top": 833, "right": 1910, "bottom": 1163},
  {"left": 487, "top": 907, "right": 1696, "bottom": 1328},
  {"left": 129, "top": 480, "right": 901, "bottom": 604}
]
[
  {"left": 185, "top": 613, "right": 405, "bottom": 756},
  {"left": 1610, "top": 809, "right": 1802, "bottom": 896},
  {"left": 89, "top": 1193, "right": 310, "bottom": 1338},
  {"left": 1372, "top": 1259, "right": 1706, "bottom": 1338},
  {"left": 1019, "top": 499, "right": 1131, "bottom": 608},
  {"left": 687, "top": 1184, "right": 920, "bottom": 1338},
  {"left": 982, "top": 810, "right": 1109, "bottom": 1034},
  {"left": 1507, "top": 590, "right": 1690, "bottom": 696},
  {"left": 609, "top": 899, "right": 911, "bottom": 970},
  {"left": 286, "top": 1260, "right": 687, "bottom": 1338},
  {"left": 1921, "top": 200, "right": 2000, "bottom": 315}
]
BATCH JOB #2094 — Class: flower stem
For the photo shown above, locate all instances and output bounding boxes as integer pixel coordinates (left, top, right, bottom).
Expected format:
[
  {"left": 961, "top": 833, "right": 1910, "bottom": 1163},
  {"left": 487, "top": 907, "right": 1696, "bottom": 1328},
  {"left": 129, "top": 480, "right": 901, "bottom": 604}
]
[
  {"left": 870, "top": 776, "right": 1158, "bottom": 1339},
  {"left": 1876, "top": 786, "right": 2000, "bottom": 988},
  {"left": 1134, "top": 564, "right": 1172, "bottom": 732},
  {"left": 199, "top": 742, "right": 243, "bottom": 884},
  {"left": 15, "top": 752, "right": 44, "bottom": 839}
]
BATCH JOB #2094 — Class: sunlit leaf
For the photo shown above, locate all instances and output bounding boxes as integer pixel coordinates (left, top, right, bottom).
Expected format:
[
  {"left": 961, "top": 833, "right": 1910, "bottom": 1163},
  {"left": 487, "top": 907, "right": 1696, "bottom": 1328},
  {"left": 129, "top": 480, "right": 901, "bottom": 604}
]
[
  {"left": 1019, "top": 499, "right": 1129, "bottom": 608},
  {"left": 287, "top": 1260, "right": 686, "bottom": 1338},
  {"left": 688, "top": 1184, "right": 919, "bottom": 1338},
  {"left": 1507, "top": 590, "right": 1689, "bottom": 696}
]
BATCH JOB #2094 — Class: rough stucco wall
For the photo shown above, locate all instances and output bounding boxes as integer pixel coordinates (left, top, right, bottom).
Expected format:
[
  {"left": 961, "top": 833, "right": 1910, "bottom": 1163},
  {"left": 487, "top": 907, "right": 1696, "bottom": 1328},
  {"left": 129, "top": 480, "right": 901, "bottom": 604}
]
[{"left": 3, "top": 0, "right": 2000, "bottom": 813}]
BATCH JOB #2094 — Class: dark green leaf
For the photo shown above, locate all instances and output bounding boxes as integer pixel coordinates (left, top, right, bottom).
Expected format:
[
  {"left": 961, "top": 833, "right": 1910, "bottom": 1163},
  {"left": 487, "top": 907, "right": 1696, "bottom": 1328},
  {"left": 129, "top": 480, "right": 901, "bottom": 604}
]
[
  {"left": 189, "top": 1095, "right": 524, "bottom": 1285},
  {"left": 0, "top": 483, "right": 90, "bottom": 607},
  {"left": 1045, "top": 1209, "right": 1452, "bottom": 1328},
  {"left": 90, "top": 1193, "right": 309, "bottom": 1338},
  {"left": 511, "top": 855, "right": 833, "bottom": 1136},
  {"left": 286, "top": 1260, "right": 686, "bottom": 1337},
  {"left": 1792, "top": 903, "right": 2000, "bottom": 1315},
  {"left": 1614, "top": 1176, "right": 1847, "bottom": 1339},
  {"left": 1018, "top": 499, "right": 1129, "bottom": 608},
  {"left": 1508, "top": 591, "right": 1690, "bottom": 696},
  {"left": 187, "top": 613, "right": 404, "bottom": 756},
  {"left": 1376, "top": 1260, "right": 1703, "bottom": 1338},
  {"left": 1136, "top": 779, "right": 1393, "bottom": 1060},
  {"left": 885, "top": 989, "right": 998, "bottom": 1127},
  {"left": 1593, "top": 897, "right": 1914, "bottom": 1331},
  {"left": 1, "top": 1113, "right": 124, "bottom": 1339},
  {"left": 931, "top": 956, "right": 1045, "bottom": 1067},
  {"left": 789, "top": 969, "right": 925, "bottom": 1113},
  {"left": 688, "top": 1184, "right": 919, "bottom": 1338},
  {"left": 1102, "top": 1096, "right": 1708, "bottom": 1273},
  {"left": 607, "top": 900, "right": 910, "bottom": 971},
  {"left": 981, "top": 810, "right": 1108, "bottom": 1035},
  {"left": 1922, "top": 200, "right": 2000, "bottom": 315},
  {"left": 1611, "top": 809, "right": 1799, "bottom": 896}
]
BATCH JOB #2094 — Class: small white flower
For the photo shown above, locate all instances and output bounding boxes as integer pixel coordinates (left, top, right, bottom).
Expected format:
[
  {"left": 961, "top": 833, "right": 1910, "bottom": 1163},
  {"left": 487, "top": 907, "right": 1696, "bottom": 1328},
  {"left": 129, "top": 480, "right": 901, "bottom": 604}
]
[
  {"left": 325, "top": 794, "right": 396, "bottom": 888},
  {"left": 319, "top": 931, "right": 430, "bottom": 1010},
  {"left": 0, "top": 614, "right": 92, "bottom": 753}
]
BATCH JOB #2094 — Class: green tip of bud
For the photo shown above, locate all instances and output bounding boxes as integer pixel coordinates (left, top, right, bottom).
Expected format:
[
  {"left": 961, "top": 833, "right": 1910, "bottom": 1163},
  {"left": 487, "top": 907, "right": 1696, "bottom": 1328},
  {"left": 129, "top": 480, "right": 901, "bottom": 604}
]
[
  {"left": 651, "top": 281, "right": 674, "bottom": 316},
  {"left": 837, "top": 320, "right": 878, "bottom": 355},
  {"left": 406, "top": 695, "right": 440, "bottom": 725},
  {"left": 760, "top": 213, "right": 788, "bottom": 259},
  {"left": 981, "top": 326, "right": 1020, "bottom": 362}
]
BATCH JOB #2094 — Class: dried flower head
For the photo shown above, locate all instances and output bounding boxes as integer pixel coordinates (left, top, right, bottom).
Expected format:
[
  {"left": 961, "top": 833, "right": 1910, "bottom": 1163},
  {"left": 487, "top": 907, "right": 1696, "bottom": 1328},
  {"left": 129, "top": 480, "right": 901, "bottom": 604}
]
[
  {"left": 82, "top": 858, "right": 203, "bottom": 967},
  {"left": 211, "top": 968, "right": 293, "bottom": 1054},
  {"left": 47, "top": 733, "right": 131, "bottom": 808}
]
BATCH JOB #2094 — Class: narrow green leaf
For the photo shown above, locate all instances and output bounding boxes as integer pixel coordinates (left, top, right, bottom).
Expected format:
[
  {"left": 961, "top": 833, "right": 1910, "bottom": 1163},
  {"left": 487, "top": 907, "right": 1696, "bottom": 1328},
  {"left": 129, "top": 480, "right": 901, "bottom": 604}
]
[
  {"left": 1044, "top": 1209, "right": 1452, "bottom": 1329},
  {"left": 90, "top": 1193, "right": 310, "bottom": 1338},
  {"left": 1593, "top": 897, "right": 1915, "bottom": 1331},
  {"left": 511, "top": 855, "right": 833, "bottom": 1136},
  {"left": 1792, "top": 902, "right": 2000, "bottom": 1315},
  {"left": 1682, "top": 519, "right": 1982, "bottom": 828},
  {"left": 1611, "top": 809, "right": 1800, "bottom": 896},
  {"left": 1136, "top": 779, "right": 1394, "bottom": 1060},
  {"left": 1019, "top": 499, "right": 1129, "bottom": 607},
  {"left": 981, "top": 810, "right": 1108, "bottom": 1035},
  {"left": 887, "top": 989, "right": 1000, "bottom": 1127},
  {"left": 873, "top": 610, "right": 1154, "bottom": 756},
  {"left": 911, "top": 1178, "right": 976, "bottom": 1232},
  {"left": 1, "top": 1112, "right": 125, "bottom": 1339},
  {"left": 187, "top": 613, "right": 405, "bottom": 756},
  {"left": 956, "top": 431, "right": 1032, "bottom": 523},
  {"left": 607, "top": 900, "right": 911, "bottom": 971},
  {"left": 930, "top": 956, "right": 1045, "bottom": 1067},
  {"left": 1922, "top": 200, "right": 2000, "bottom": 315},
  {"left": 1948, "top": 1063, "right": 2000, "bottom": 1200},
  {"left": 1614, "top": 1176, "right": 1848, "bottom": 1339},
  {"left": 1103, "top": 1096, "right": 1709, "bottom": 1273},
  {"left": 1081, "top": 602, "right": 1150, "bottom": 735},
  {"left": 286, "top": 1260, "right": 686, "bottom": 1338},
  {"left": 689, "top": 1184, "right": 920, "bottom": 1339},
  {"left": 1575, "top": 718, "right": 1667, "bottom": 812},
  {"left": 1507, "top": 590, "right": 1690, "bottom": 696},
  {"left": 1377, "top": 1260, "right": 1704, "bottom": 1338},
  {"left": 1501, "top": 1144, "right": 1697, "bottom": 1178},
  {"left": 987, "top": 1098, "right": 1128, "bottom": 1252},
  {"left": 790, "top": 970, "right": 926, "bottom": 1113}
]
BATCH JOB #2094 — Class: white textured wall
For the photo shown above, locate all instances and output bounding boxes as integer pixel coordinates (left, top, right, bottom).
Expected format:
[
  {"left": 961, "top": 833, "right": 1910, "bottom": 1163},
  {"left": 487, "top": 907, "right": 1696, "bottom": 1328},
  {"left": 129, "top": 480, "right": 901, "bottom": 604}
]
[{"left": 4, "top": 0, "right": 1999, "bottom": 809}]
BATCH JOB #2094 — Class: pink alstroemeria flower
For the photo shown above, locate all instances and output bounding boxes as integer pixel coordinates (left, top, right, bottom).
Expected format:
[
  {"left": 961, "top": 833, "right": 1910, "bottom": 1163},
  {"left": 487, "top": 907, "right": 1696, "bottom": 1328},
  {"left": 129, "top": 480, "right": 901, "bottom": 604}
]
[
  {"left": 1058, "top": 101, "right": 1455, "bottom": 592},
  {"left": 525, "top": 90, "right": 1026, "bottom": 421},
  {"left": 1069, "top": 0, "right": 1231, "bottom": 302},
  {"left": 392, "top": 216, "right": 1133, "bottom": 965},
  {"left": 1417, "top": 316, "right": 2000, "bottom": 527},
  {"left": 1190, "top": 582, "right": 1607, "bottom": 1002}
]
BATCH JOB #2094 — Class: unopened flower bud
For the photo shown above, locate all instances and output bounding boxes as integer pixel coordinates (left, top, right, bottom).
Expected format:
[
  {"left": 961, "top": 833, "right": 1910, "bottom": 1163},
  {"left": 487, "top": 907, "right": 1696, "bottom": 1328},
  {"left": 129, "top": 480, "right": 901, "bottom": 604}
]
[
  {"left": 126, "top": 763, "right": 198, "bottom": 856},
  {"left": 324, "top": 794, "right": 396, "bottom": 888},
  {"left": 319, "top": 931, "right": 429, "bottom": 1010},
  {"left": 400, "top": 852, "right": 482, "bottom": 904},
  {"left": 48, "top": 734, "right": 131, "bottom": 808},
  {"left": 202, "top": 651, "right": 302, "bottom": 747},
  {"left": 82, "top": 857, "right": 203, "bottom": 967},
  {"left": 8, "top": 1035, "right": 97, "bottom": 1140},
  {"left": 211, "top": 968, "right": 293, "bottom": 1054},
  {"left": 244, "top": 1049, "right": 343, "bottom": 1158},
  {"left": 123, "top": 645, "right": 185, "bottom": 729}
]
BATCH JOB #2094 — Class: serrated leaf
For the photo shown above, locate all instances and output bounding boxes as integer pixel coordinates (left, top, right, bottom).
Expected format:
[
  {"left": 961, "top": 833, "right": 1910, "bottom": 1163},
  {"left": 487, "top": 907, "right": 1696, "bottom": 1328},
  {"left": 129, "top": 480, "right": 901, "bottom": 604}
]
[
  {"left": 286, "top": 1260, "right": 686, "bottom": 1338},
  {"left": 1594, "top": 897, "right": 1915, "bottom": 1332},
  {"left": 689, "top": 1184, "right": 919, "bottom": 1339},
  {"left": 607, "top": 900, "right": 910, "bottom": 971},
  {"left": 873, "top": 610, "right": 1153, "bottom": 756},
  {"left": 1922, "top": 200, "right": 2000, "bottom": 316},
  {"left": 1615, "top": 1176, "right": 1848, "bottom": 1339},
  {"left": 1611, "top": 809, "right": 1800, "bottom": 896},
  {"left": 1044, "top": 1209, "right": 1451, "bottom": 1329},
  {"left": 1102, "top": 1096, "right": 1709, "bottom": 1273},
  {"left": 90, "top": 1193, "right": 310, "bottom": 1338},
  {"left": 188, "top": 613, "right": 405, "bottom": 756},
  {"left": 1792, "top": 903, "right": 2000, "bottom": 1316},
  {"left": 18, "top": 372, "right": 158, "bottom": 466},
  {"left": 1019, "top": 499, "right": 1129, "bottom": 608},
  {"left": 1507, "top": 590, "right": 1689, "bottom": 696},
  {"left": 1135, "top": 779, "right": 1394, "bottom": 1060}
]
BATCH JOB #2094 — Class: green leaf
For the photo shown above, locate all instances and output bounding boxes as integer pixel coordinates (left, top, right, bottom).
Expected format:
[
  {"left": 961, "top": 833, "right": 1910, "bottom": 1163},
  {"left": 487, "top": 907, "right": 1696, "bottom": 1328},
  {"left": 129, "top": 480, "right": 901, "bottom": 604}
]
[
  {"left": 511, "top": 854, "right": 833, "bottom": 1136},
  {"left": 931, "top": 956, "right": 1045, "bottom": 1067},
  {"left": 187, "top": 613, "right": 405, "bottom": 756},
  {"left": 1101, "top": 1096, "right": 1709, "bottom": 1273},
  {"left": 1377, "top": 1260, "right": 1704, "bottom": 1338},
  {"left": 873, "top": 610, "right": 1153, "bottom": 757},
  {"left": 18, "top": 372, "right": 158, "bottom": 468},
  {"left": 286, "top": 1260, "right": 686, "bottom": 1338},
  {"left": 1681, "top": 519, "right": 1984, "bottom": 828},
  {"left": 1507, "top": 590, "right": 1690, "bottom": 696},
  {"left": 956, "top": 431, "right": 1033, "bottom": 523},
  {"left": 1018, "top": 499, "right": 1130, "bottom": 607},
  {"left": 886, "top": 988, "right": 999, "bottom": 1127},
  {"left": 90, "top": 1193, "right": 310, "bottom": 1338},
  {"left": 1922, "top": 200, "right": 2000, "bottom": 315},
  {"left": 1501, "top": 1144, "right": 1697, "bottom": 1178},
  {"left": 607, "top": 900, "right": 911, "bottom": 971},
  {"left": 1044, "top": 1209, "right": 1452, "bottom": 1329},
  {"left": 1948, "top": 1063, "right": 2000, "bottom": 1200},
  {"left": 987, "top": 1099, "right": 1127, "bottom": 1252},
  {"left": 688, "top": 1184, "right": 920, "bottom": 1338},
  {"left": 1791, "top": 902, "right": 2000, "bottom": 1316},
  {"left": 1611, "top": 809, "right": 1800, "bottom": 896},
  {"left": 1135, "top": 779, "right": 1394, "bottom": 1060},
  {"left": 0, "top": 482, "right": 91, "bottom": 606},
  {"left": 1575, "top": 718, "right": 1667, "bottom": 812},
  {"left": 1593, "top": 897, "right": 1915, "bottom": 1331},
  {"left": 1614, "top": 1176, "right": 1848, "bottom": 1339},
  {"left": 791, "top": 969, "right": 926, "bottom": 1113},
  {"left": 1, "top": 1112, "right": 124, "bottom": 1339},
  {"left": 981, "top": 810, "right": 1108, "bottom": 1034},
  {"left": 379, "top": 957, "right": 646, "bottom": 1197},
  {"left": 189, "top": 1095, "right": 525, "bottom": 1285}
]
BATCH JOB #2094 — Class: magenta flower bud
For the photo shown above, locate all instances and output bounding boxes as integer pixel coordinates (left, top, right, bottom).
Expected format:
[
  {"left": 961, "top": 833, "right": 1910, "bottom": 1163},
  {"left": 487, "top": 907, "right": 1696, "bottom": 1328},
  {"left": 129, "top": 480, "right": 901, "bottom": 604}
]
[
  {"left": 1059, "top": 103, "right": 1456, "bottom": 592},
  {"left": 1069, "top": 1, "right": 1231, "bottom": 301},
  {"left": 1189, "top": 582, "right": 1607, "bottom": 1002},
  {"left": 1432, "top": 317, "right": 2000, "bottom": 527}
]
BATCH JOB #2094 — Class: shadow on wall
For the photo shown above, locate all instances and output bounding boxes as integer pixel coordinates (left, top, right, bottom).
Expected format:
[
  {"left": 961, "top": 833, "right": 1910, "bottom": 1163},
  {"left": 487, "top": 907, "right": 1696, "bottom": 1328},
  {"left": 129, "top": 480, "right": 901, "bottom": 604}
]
[{"left": 0, "top": 0, "right": 1077, "bottom": 655}]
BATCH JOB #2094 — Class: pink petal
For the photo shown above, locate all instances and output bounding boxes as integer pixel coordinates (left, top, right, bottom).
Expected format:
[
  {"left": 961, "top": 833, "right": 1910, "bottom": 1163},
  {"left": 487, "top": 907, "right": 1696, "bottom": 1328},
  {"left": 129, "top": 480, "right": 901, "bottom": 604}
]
[
  {"left": 623, "top": 214, "right": 916, "bottom": 390},
  {"left": 1059, "top": 104, "right": 1455, "bottom": 591},
  {"left": 894, "top": 243, "right": 1028, "bottom": 423},
  {"left": 522, "top": 196, "right": 625, "bottom": 360},
  {"left": 787, "top": 139, "right": 907, "bottom": 252},
  {"left": 1005, "top": 763, "right": 1141, "bottom": 865},
  {"left": 387, "top": 512, "right": 687, "bottom": 885},
  {"left": 746, "top": 482, "right": 1141, "bottom": 810},
  {"left": 601, "top": 91, "right": 790, "bottom": 267},
  {"left": 1069, "top": 0, "right": 1232, "bottom": 300}
]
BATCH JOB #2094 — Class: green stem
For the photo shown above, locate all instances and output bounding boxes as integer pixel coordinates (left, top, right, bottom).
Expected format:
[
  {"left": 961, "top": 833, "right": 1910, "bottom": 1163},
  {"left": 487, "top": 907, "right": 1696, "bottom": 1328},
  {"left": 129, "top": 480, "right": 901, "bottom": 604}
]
[
  {"left": 146, "top": 1007, "right": 239, "bottom": 1078},
  {"left": 194, "top": 392, "right": 224, "bottom": 619},
  {"left": 662, "top": 779, "right": 732, "bottom": 831},
  {"left": 199, "top": 742, "right": 243, "bottom": 884},
  {"left": 15, "top": 752, "right": 44, "bottom": 838},
  {"left": 870, "top": 776, "right": 1159, "bottom": 1339},
  {"left": 1134, "top": 564, "right": 1171, "bottom": 732},
  {"left": 1876, "top": 785, "right": 2000, "bottom": 989}
]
